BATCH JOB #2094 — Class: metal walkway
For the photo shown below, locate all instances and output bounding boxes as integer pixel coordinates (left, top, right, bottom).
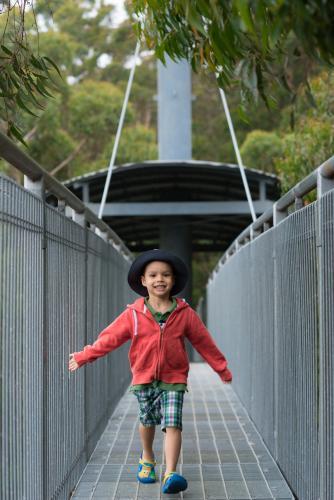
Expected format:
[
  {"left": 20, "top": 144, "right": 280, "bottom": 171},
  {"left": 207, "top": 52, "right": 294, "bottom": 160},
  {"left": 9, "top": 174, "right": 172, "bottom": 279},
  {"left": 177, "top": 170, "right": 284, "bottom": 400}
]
[{"left": 71, "top": 364, "right": 294, "bottom": 500}]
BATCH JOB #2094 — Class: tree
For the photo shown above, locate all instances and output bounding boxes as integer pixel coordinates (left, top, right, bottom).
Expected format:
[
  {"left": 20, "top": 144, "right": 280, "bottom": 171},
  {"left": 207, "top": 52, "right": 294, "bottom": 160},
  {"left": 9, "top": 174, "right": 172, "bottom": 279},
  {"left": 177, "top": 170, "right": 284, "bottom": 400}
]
[
  {"left": 274, "top": 71, "right": 334, "bottom": 195},
  {"left": 240, "top": 130, "right": 283, "bottom": 174},
  {"left": 191, "top": 68, "right": 289, "bottom": 163},
  {"left": 90, "top": 124, "right": 157, "bottom": 172},
  {"left": 0, "top": 3, "right": 62, "bottom": 142},
  {"left": 132, "top": 1, "right": 334, "bottom": 105},
  {"left": 0, "top": 0, "right": 159, "bottom": 181}
]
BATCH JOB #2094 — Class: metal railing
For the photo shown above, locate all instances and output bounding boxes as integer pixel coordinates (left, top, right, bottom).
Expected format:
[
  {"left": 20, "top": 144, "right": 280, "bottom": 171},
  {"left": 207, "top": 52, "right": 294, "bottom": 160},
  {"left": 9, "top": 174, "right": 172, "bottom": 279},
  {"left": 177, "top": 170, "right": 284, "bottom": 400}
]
[
  {"left": 0, "top": 132, "right": 135, "bottom": 499},
  {"left": 203, "top": 156, "right": 334, "bottom": 500}
]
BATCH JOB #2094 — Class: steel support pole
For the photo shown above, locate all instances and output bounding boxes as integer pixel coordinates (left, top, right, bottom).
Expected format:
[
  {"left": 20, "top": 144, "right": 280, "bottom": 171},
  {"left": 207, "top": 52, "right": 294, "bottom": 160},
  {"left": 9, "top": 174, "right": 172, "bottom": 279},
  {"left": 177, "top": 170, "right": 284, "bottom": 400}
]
[
  {"left": 157, "top": 56, "right": 193, "bottom": 305},
  {"left": 157, "top": 56, "right": 191, "bottom": 160},
  {"left": 159, "top": 216, "right": 192, "bottom": 303}
]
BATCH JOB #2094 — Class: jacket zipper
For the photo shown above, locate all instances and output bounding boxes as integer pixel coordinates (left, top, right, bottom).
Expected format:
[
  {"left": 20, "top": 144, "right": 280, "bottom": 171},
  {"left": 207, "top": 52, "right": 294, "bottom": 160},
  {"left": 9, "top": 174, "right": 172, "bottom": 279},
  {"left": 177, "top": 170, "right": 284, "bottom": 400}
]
[
  {"left": 155, "top": 323, "right": 163, "bottom": 380},
  {"left": 155, "top": 309, "right": 176, "bottom": 380}
]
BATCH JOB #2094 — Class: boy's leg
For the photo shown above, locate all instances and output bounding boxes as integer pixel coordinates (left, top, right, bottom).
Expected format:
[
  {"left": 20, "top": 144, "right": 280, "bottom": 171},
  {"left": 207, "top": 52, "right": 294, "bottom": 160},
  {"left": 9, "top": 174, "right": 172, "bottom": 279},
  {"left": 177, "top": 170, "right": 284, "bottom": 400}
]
[
  {"left": 161, "top": 391, "right": 184, "bottom": 472},
  {"left": 134, "top": 388, "right": 162, "bottom": 484},
  {"left": 139, "top": 423, "right": 156, "bottom": 462},
  {"left": 164, "top": 427, "right": 182, "bottom": 473},
  {"left": 160, "top": 392, "right": 188, "bottom": 494},
  {"left": 133, "top": 387, "right": 162, "bottom": 462}
]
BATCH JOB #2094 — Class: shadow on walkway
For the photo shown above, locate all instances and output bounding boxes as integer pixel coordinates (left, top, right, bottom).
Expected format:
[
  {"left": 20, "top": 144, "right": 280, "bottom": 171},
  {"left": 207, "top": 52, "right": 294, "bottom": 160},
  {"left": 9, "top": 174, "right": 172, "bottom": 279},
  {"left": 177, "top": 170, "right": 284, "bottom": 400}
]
[{"left": 71, "top": 364, "right": 294, "bottom": 499}]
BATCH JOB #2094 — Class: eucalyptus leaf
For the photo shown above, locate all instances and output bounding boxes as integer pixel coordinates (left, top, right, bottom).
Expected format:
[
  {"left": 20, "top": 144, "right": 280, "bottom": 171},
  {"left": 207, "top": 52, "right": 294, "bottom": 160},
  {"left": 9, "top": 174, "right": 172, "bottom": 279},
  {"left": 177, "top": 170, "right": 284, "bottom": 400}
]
[
  {"left": 16, "top": 95, "right": 39, "bottom": 117},
  {"left": 8, "top": 122, "right": 28, "bottom": 146}
]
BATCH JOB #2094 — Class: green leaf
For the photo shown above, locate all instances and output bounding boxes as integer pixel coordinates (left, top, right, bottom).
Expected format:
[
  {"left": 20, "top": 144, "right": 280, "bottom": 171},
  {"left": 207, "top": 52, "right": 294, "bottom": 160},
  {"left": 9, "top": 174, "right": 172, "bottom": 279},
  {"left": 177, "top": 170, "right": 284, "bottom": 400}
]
[
  {"left": 43, "top": 56, "right": 63, "bottom": 79},
  {"left": 8, "top": 122, "right": 28, "bottom": 147},
  {"left": 30, "top": 55, "right": 45, "bottom": 71},
  {"left": 186, "top": 4, "right": 207, "bottom": 37},
  {"left": 36, "top": 79, "right": 54, "bottom": 98},
  {"left": 16, "top": 94, "right": 39, "bottom": 117},
  {"left": 15, "top": 40, "right": 29, "bottom": 52},
  {"left": 235, "top": 0, "right": 256, "bottom": 35},
  {"left": 1, "top": 45, "right": 13, "bottom": 56},
  {"left": 237, "top": 103, "right": 250, "bottom": 124},
  {"left": 8, "top": 72, "right": 21, "bottom": 90}
]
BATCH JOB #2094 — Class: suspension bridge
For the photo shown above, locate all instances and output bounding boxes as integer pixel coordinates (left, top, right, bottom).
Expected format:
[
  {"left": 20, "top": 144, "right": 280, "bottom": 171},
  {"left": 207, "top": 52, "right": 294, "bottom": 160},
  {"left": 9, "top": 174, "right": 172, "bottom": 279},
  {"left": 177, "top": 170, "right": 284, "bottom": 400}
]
[{"left": 1, "top": 55, "right": 333, "bottom": 500}]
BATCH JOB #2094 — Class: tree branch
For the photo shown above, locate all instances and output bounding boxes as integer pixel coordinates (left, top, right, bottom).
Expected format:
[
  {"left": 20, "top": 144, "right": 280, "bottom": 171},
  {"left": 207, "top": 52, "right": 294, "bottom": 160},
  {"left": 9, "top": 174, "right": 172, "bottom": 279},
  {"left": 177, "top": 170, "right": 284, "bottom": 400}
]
[
  {"left": 50, "top": 138, "right": 86, "bottom": 176},
  {"left": 23, "top": 125, "right": 38, "bottom": 142}
]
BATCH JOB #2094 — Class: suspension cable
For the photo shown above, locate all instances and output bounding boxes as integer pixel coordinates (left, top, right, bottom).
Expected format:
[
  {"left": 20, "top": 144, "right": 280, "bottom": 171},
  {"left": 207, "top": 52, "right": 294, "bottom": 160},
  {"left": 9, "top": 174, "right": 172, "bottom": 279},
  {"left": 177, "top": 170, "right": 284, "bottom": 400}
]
[
  {"left": 98, "top": 40, "right": 141, "bottom": 220},
  {"left": 218, "top": 87, "right": 256, "bottom": 222}
]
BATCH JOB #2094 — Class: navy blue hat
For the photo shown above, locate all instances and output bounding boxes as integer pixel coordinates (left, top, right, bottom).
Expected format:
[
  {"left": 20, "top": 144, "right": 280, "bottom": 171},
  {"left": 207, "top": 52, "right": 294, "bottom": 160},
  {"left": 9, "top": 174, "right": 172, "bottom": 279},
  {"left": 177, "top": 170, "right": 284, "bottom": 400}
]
[{"left": 127, "top": 249, "right": 188, "bottom": 296}]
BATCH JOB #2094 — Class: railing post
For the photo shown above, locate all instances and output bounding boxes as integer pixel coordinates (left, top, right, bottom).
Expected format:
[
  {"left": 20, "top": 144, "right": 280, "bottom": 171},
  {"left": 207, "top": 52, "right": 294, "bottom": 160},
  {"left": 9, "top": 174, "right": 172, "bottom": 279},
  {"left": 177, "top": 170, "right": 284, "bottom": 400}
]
[
  {"left": 65, "top": 205, "right": 73, "bottom": 218},
  {"left": 316, "top": 165, "right": 334, "bottom": 499},
  {"left": 250, "top": 225, "right": 261, "bottom": 240},
  {"left": 95, "top": 228, "right": 108, "bottom": 241},
  {"left": 57, "top": 199, "right": 66, "bottom": 214},
  {"left": 23, "top": 174, "right": 47, "bottom": 498},
  {"left": 273, "top": 201, "right": 288, "bottom": 226},
  {"left": 272, "top": 228, "right": 278, "bottom": 461},
  {"left": 317, "top": 168, "right": 334, "bottom": 197},
  {"left": 24, "top": 175, "right": 44, "bottom": 198},
  {"left": 84, "top": 226, "right": 89, "bottom": 461},
  {"left": 73, "top": 210, "right": 86, "bottom": 228},
  {"left": 294, "top": 196, "right": 304, "bottom": 210}
]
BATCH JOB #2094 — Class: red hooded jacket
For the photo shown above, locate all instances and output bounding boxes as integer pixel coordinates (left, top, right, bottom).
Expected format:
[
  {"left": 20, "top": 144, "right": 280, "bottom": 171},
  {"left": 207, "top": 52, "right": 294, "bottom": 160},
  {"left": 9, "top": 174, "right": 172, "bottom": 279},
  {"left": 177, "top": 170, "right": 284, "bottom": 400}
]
[{"left": 73, "top": 297, "right": 232, "bottom": 385}]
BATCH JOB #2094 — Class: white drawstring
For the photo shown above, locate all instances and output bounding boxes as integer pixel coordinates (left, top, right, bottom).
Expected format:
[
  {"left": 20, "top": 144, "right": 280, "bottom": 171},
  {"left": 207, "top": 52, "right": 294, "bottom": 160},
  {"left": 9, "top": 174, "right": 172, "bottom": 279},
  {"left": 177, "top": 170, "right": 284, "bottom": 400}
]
[{"left": 132, "top": 309, "right": 138, "bottom": 336}]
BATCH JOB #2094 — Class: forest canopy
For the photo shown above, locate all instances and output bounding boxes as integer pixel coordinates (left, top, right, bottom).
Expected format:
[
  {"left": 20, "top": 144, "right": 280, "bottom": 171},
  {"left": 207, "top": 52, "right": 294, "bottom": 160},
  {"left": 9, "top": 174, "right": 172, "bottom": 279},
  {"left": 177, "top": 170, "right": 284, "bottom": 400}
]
[
  {"left": 0, "top": 0, "right": 333, "bottom": 195},
  {"left": 1, "top": 0, "right": 334, "bottom": 302}
]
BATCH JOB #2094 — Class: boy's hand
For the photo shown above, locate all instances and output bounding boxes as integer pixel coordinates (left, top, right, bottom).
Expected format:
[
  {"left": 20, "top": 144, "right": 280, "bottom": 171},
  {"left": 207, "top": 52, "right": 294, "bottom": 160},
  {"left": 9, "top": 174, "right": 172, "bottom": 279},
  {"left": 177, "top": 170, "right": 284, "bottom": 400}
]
[
  {"left": 221, "top": 367, "right": 232, "bottom": 384},
  {"left": 69, "top": 353, "right": 79, "bottom": 372}
]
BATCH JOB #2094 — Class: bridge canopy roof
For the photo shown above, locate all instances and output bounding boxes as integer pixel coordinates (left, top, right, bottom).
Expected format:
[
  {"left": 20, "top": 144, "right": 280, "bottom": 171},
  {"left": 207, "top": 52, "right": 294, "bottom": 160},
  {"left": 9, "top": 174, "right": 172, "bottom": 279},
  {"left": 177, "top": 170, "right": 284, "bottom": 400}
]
[{"left": 64, "top": 160, "right": 280, "bottom": 252}]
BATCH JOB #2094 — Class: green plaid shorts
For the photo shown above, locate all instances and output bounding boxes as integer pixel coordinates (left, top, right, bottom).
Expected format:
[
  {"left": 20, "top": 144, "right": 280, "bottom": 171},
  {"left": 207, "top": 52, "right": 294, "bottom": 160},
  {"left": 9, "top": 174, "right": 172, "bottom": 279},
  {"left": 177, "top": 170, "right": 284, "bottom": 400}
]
[{"left": 133, "top": 387, "right": 184, "bottom": 433}]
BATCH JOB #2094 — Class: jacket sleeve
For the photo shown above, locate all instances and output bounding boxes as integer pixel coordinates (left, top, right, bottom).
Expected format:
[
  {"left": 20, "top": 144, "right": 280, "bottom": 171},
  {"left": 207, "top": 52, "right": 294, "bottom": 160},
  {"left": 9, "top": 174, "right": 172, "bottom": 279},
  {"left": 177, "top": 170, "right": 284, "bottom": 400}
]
[
  {"left": 72, "top": 309, "right": 132, "bottom": 367},
  {"left": 186, "top": 308, "right": 232, "bottom": 383}
]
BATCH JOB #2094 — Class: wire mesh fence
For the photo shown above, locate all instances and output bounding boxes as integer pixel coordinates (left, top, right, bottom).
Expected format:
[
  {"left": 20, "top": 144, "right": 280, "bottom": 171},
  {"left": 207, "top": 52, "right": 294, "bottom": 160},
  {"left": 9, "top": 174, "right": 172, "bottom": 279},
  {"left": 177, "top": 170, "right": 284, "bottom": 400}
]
[
  {"left": 0, "top": 174, "right": 135, "bottom": 499},
  {"left": 318, "top": 189, "right": 334, "bottom": 500},
  {"left": 204, "top": 190, "right": 334, "bottom": 500}
]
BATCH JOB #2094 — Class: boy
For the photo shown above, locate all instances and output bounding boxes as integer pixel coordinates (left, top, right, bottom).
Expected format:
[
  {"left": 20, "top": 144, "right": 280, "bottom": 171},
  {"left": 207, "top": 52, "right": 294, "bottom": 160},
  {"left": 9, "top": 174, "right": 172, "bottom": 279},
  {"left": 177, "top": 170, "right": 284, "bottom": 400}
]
[{"left": 69, "top": 249, "right": 232, "bottom": 494}]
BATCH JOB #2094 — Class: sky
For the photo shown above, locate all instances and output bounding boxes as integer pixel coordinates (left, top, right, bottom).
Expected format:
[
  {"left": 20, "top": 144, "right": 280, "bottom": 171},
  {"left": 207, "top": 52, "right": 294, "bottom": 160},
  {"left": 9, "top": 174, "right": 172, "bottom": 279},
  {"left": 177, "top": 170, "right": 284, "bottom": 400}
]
[{"left": 105, "top": 0, "right": 128, "bottom": 27}]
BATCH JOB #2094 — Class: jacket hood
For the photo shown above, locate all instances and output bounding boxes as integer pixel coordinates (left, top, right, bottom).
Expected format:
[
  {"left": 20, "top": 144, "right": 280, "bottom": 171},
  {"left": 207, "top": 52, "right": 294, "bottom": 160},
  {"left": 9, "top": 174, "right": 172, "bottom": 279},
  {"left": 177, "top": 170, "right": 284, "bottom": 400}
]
[{"left": 127, "top": 297, "right": 190, "bottom": 313}]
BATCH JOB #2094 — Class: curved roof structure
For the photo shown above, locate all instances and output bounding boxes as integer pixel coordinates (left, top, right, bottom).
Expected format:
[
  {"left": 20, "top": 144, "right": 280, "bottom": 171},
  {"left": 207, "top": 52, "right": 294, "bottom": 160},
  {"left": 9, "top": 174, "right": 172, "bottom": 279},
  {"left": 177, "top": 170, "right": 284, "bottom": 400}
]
[{"left": 64, "top": 160, "right": 280, "bottom": 252}]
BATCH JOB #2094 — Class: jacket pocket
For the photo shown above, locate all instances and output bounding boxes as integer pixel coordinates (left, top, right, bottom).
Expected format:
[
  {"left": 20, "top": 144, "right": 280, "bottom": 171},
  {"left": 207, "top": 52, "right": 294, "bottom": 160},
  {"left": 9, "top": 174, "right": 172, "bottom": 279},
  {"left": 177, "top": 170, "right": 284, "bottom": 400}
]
[
  {"left": 129, "top": 340, "right": 156, "bottom": 371},
  {"left": 164, "top": 338, "right": 188, "bottom": 370}
]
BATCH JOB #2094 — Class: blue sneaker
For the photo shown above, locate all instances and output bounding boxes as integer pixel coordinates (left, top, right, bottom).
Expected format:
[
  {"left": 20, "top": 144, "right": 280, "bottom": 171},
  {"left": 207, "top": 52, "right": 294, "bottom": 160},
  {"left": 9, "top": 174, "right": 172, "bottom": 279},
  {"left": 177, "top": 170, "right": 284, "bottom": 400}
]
[
  {"left": 162, "top": 472, "right": 188, "bottom": 494},
  {"left": 137, "top": 452, "right": 156, "bottom": 483}
]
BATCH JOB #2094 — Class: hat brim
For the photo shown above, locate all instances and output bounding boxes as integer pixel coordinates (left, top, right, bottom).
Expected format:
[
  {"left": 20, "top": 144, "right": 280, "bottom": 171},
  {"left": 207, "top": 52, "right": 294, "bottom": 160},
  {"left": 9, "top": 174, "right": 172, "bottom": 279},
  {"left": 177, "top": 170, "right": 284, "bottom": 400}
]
[{"left": 127, "top": 249, "right": 188, "bottom": 296}]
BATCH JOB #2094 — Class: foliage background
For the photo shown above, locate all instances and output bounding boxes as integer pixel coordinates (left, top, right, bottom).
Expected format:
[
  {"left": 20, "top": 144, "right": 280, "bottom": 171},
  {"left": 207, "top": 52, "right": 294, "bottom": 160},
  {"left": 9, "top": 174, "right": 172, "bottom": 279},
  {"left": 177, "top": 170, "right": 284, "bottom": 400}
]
[{"left": 1, "top": 0, "right": 333, "bottom": 303}]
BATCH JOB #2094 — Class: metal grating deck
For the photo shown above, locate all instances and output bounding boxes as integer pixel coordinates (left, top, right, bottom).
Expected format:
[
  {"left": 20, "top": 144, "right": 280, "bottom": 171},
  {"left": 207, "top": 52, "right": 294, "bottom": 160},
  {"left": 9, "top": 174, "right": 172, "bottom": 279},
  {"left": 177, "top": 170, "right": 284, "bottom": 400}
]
[{"left": 71, "top": 364, "right": 294, "bottom": 500}]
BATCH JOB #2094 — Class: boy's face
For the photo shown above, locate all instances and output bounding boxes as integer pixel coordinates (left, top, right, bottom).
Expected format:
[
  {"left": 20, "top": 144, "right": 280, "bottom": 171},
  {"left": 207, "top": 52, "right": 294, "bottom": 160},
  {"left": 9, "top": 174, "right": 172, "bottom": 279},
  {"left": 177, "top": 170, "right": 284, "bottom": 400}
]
[{"left": 141, "top": 261, "right": 175, "bottom": 300}]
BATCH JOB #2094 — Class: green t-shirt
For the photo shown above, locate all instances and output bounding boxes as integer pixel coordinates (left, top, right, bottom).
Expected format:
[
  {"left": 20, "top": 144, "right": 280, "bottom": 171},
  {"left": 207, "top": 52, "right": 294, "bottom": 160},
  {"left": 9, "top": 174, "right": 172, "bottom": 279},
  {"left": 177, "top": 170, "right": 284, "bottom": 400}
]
[{"left": 129, "top": 297, "right": 188, "bottom": 392}]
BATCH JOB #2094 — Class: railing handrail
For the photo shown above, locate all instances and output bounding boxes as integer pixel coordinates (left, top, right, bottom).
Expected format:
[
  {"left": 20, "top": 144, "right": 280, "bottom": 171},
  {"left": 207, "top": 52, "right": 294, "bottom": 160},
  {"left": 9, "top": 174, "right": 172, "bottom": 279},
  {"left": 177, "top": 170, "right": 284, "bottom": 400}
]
[
  {"left": 209, "top": 155, "right": 334, "bottom": 277},
  {"left": 0, "top": 130, "right": 132, "bottom": 260}
]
